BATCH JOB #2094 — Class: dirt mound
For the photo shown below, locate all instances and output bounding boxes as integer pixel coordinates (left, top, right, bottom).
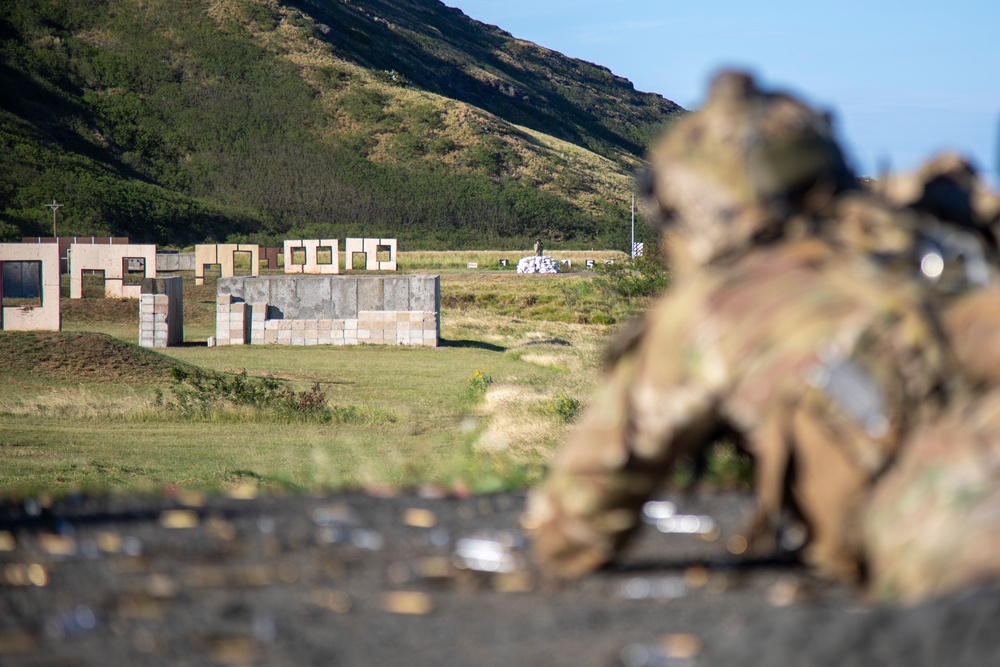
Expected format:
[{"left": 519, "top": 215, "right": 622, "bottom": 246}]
[
  {"left": 0, "top": 332, "right": 184, "bottom": 383},
  {"left": 59, "top": 298, "right": 137, "bottom": 325}
]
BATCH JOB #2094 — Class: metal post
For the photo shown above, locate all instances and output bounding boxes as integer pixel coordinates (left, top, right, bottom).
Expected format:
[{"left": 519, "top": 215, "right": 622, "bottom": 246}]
[
  {"left": 630, "top": 194, "right": 635, "bottom": 260},
  {"left": 45, "top": 199, "right": 62, "bottom": 238}
]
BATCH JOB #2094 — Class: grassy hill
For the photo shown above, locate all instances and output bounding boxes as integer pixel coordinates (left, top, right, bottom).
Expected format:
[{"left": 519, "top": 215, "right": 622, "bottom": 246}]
[{"left": 0, "top": 0, "right": 683, "bottom": 249}]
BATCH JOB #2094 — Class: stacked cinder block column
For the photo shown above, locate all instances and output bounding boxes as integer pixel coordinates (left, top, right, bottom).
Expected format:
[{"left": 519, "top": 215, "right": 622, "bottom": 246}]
[
  {"left": 216, "top": 295, "right": 252, "bottom": 345},
  {"left": 139, "top": 276, "right": 183, "bottom": 348},
  {"left": 250, "top": 304, "right": 266, "bottom": 345}
]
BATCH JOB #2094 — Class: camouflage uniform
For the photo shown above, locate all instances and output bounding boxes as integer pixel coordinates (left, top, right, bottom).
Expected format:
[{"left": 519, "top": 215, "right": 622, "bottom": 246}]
[
  {"left": 524, "top": 71, "right": 958, "bottom": 584},
  {"left": 881, "top": 153, "right": 1000, "bottom": 386},
  {"left": 860, "top": 156, "right": 1000, "bottom": 602},
  {"left": 865, "top": 387, "right": 1000, "bottom": 603},
  {"left": 526, "top": 238, "right": 951, "bottom": 580}
]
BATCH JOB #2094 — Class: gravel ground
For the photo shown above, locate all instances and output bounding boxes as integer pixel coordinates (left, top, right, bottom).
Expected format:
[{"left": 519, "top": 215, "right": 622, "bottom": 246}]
[{"left": 0, "top": 490, "right": 997, "bottom": 666}]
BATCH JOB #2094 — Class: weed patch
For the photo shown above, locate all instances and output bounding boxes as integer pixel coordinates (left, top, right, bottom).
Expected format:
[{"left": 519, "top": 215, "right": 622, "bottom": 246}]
[
  {"left": 465, "top": 368, "right": 493, "bottom": 400},
  {"left": 547, "top": 394, "right": 582, "bottom": 423},
  {"left": 594, "top": 245, "right": 670, "bottom": 305},
  {"left": 163, "top": 367, "right": 378, "bottom": 423}
]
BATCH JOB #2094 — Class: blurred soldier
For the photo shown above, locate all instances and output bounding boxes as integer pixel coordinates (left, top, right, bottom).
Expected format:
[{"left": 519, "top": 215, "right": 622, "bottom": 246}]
[
  {"left": 534, "top": 238, "right": 544, "bottom": 257},
  {"left": 523, "top": 70, "right": 959, "bottom": 584},
  {"left": 880, "top": 153, "right": 1000, "bottom": 385},
  {"left": 860, "top": 155, "right": 1000, "bottom": 602}
]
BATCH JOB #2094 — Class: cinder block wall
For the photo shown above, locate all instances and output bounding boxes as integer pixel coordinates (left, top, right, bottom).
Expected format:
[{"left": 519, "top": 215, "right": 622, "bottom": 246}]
[
  {"left": 215, "top": 275, "right": 440, "bottom": 347},
  {"left": 139, "top": 276, "right": 183, "bottom": 348},
  {"left": 156, "top": 253, "right": 195, "bottom": 272}
]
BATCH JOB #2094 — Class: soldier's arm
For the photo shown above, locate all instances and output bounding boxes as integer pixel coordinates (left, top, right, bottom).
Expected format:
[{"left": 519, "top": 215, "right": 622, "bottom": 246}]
[
  {"left": 525, "top": 335, "right": 721, "bottom": 578},
  {"left": 943, "top": 285, "right": 1000, "bottom": 387}
]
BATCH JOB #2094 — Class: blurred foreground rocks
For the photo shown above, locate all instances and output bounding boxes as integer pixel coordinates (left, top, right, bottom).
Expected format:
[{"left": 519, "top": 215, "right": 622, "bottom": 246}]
[{"left": 0, "top": 490, "right": 997, "bottom": 666}]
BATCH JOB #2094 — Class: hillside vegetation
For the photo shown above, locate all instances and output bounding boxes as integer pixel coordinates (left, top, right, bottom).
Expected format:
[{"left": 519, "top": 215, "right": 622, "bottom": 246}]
[{"left": 0, "top": 0, "right": 682, "bottom": 249}]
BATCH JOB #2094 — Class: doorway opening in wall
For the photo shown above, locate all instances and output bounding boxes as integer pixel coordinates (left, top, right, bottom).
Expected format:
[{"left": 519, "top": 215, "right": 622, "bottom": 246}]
[
  {"left": 317, "top": 246, "right": 333, "bottom": 266},
  {"left": 202, "top": 263, "right": 222, "bottom": 281},
  {"left": 1, "top": 261, "right": 42, "bottom": 307},
  {"left": 290, "top": 248, "right": 307, "bottom": 267},
  {"left": 376, "top": 245, "right": 392, "bottom": 263},
  {"left": 351, "top": 252, "right": 367, "bottom": 270},
  {"left": 233, "top": 250, "right": 253, "bottom": 276},
  {"left": 81, "top": 269, "right": 106, "bottom": 298},
  {"left": 123, "top": 257, "right": 146, "bottom": 286}
]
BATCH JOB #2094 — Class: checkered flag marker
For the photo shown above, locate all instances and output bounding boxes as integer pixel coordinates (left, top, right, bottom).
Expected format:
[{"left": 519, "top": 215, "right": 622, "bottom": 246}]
[{"left": 631, "top": 242, "right": 644, "bottom": 259}]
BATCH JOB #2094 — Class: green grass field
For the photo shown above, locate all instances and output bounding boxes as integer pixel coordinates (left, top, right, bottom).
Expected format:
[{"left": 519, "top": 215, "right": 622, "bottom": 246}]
[{"left": 2, "top": 256, "right": 658, "bottom": 498}]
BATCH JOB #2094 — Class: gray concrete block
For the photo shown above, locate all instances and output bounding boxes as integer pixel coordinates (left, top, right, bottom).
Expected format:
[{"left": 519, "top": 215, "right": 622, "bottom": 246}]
[
  {"left": 294, "top": 277, "right": 332, "bottom": 320},
  {"left": 240, "top": 278, "right": 270, "bottom": 307},
  {"left": 216, "top": 277, "right": 239, "bottom": 299},
  {"left": 330, "top": 277, "right": 359, "bottom": 319},
  {"left": 384, "top": 277, "right": 410, "bottom": 311},
  {"left": 409, "top": 275, "right": 440, "bottom": 313},
  {"left": 269, "top": 278, "right": 297, "bottom": 317},
  {"left": 357, "top": 277, "right": 384, "bottom": 312}
]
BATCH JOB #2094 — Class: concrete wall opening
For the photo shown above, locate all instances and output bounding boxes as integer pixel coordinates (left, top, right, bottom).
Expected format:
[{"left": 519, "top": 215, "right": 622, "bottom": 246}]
[
  {"left": 351, "top": 252, "right": 367, "bottom": 269},
  {"left": 376, "top": 245, "right": 392, "bottom": 263},
  {"left": 81, "top": 269, "right": 106, "bottom": 298},
  {"left": 291, "top": 248, "right": 307, "bottom": 266},
  {"left": 122, "top": 257, "right": 147, "bottom": 286},
  {"left": 317, "top": 246, "right": 334, "bottom": 265},
  {"left": 1, "top": 261, "right": 42, "bottom": 307},
  {"left": 200, "top": 263, "right": 222, "bottom": 280},
  {"left": 233, "top": 250, "right": 253, "bottom": 276}
]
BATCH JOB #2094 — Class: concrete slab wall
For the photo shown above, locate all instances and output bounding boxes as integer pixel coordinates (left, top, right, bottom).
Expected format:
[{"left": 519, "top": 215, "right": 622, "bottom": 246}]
[
  {"left": 215, "top": 297, "right": 252, "bottom": 346},
  {"left": 345, "top": 237, "right": 397, "bottom": 271},
  {"left": 22, "top": 237, "right": 128, "bottom": 274},
  {"left": 216, "top": 275, "right": 439, "bottom": 347},
  {"left": 156, "top": 252, "right": 195, "bottom": 272},
  {"left": 283, "top": 239, "right": 339, "bottom": 275},
  {"left": 69, "top": 244, "right": 156, "bottom": 299},
  {"left": 194, "top": 244, "right": 260, "bottom": 285},
  {"left": 139, "top": 276, "right": 183, "bottom": 348},
  {"left": 0, "top": 243, "right": 61, "bottom": 331}
]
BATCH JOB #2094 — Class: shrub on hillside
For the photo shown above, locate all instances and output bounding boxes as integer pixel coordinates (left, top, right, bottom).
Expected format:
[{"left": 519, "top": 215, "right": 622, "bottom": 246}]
[
  {"left": 594, "top": 245, "right": 670, "bottom": 302},
  {"left": 163, "top": 367, "right": 361, "bottom": 422}
]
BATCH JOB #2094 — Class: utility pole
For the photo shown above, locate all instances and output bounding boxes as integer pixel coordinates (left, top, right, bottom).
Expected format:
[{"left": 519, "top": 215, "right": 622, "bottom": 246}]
[
  {"left": 45, "top": 199, "right": 62, "bottom": 237},
  {"left": 630, "top": 194, "right": 635, "bottom": 260}
]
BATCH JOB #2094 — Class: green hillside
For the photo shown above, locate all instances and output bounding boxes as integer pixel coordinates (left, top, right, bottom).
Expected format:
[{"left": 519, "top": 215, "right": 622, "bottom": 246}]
[{"left": 0, "top": 0, "right": 683, "bottom": 249}]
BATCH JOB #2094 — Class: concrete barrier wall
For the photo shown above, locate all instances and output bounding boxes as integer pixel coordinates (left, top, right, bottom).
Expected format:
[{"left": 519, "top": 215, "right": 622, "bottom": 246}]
[
  {"left": 345, "top": 237, "right": 398, "bottom": 271},
  {"left": 22, "top": 237, "right": 128, "bottom": 274},
  {"left": 215, "top": 275, "right": 440, "bottom": 347},
  {"left": 156, "top": 253, "right": 195, "bottom": 272},
  {"left": 283, "top": 239, "right": 339, "bottom": 275},
  {"left": 0, "top": 243, "right": 61, "bottom": 331},
  {"left": 69, "top": 244, "right": 157, "bottom": 299},
  {"left": 194, "top": 244, "right": 259, "bottom": 285}
]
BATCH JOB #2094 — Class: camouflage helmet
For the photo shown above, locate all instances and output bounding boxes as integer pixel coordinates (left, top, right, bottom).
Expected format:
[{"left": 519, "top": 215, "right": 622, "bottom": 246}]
[
  {"left": 881, "top": 152, "right": 1000, "bottom": 230},
  {"left": 644, "top": 70, "right": 856, "bottom": 267},
  {"left": 880, "top": 153, "right": 1000, "bottom": 293}
]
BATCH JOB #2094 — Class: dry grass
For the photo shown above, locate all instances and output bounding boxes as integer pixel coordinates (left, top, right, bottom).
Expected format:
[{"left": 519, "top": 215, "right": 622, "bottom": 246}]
[
  {"left": 398, "top": 249, "right": 627, "bottom": 271},
  {"left": 0, "top": 260, "right": 660, "bottom": 496}
]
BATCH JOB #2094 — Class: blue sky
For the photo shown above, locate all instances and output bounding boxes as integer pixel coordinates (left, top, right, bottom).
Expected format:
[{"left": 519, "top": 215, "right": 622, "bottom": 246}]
[{"left": 445, "top": 1, "right": 1000, "bottom": 187}]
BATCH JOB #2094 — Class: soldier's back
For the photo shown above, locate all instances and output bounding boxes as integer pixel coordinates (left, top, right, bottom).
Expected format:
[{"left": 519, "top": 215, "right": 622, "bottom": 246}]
[{"left": 531, "top": 236, "right": 952, "bottom": 580}]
